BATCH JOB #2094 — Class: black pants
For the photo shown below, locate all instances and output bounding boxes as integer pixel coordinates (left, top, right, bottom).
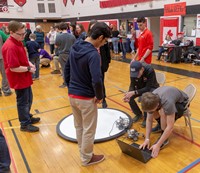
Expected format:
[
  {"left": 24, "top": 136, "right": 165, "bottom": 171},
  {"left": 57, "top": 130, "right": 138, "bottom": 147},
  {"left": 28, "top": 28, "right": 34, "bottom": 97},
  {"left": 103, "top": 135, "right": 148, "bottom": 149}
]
[
  {"left": 0, "top": 129, "right": 11, "bottom": 172},
  {"left": 175, "top": 101, "right": 188, "bottom": 120},
  {"left": 15, "top": 87, "right": 33, "bottom": 126}
]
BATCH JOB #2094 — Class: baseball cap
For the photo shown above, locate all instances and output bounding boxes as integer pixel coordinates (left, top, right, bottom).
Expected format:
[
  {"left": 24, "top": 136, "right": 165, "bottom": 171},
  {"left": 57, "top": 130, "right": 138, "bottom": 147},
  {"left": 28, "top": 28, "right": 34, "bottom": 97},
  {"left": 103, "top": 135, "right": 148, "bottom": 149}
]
[{"left": 130, "top": 61, "right": 142, "bottom": 78}]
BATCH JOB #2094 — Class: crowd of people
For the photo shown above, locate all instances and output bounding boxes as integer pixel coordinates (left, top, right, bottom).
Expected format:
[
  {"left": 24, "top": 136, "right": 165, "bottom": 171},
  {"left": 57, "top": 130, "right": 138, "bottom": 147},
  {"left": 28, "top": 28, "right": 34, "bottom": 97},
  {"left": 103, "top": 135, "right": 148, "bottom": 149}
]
[{"left": 0, "top": 17, "right": 191, "bottom": 170}]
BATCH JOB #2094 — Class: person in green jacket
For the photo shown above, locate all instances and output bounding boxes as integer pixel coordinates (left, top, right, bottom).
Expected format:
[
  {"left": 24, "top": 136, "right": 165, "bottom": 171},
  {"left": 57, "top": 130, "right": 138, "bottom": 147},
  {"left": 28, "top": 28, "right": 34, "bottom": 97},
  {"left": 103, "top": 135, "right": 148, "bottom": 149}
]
[{"left": 0, "top": 30, "right": 9, "bottom": 42}]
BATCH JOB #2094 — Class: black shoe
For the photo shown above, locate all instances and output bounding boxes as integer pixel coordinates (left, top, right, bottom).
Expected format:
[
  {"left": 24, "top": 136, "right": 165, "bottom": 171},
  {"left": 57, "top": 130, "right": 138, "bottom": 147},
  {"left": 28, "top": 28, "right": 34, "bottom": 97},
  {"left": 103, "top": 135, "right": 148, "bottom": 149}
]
[
  {"left": 0, "top": 91, "right": 2, "bottom": 96},
  {"left": 59, "top": 84, "right": 67, "bottom": 88},
  {"left": 152, "top": 124, "right": 162, "bottom": 133},
  {"left": 140, "top": 119, "right": 146, "bottom": 128},
  {"left": 102, "top": 101, "right": 108, "bottom": 108},
  {"left": 31, "top": 117, "right": 40, "bottom": 124},
  {"left": 20, "top": 124, "right": 39, "bottom": 132},
  {"left": 132, "top": 115, "right": 142, "bottom": 123},
  {"left": 41, "top": 64, "right": 50, "bottom": 68},
  {"left": 51, "top": 70, "right": 61, "bottom": 74},
  {"left": 4, "top": 92, "right": 12, "bottom": 96},
  {"left": 154, "top": 136, "right": 169, "bottom": 150}
]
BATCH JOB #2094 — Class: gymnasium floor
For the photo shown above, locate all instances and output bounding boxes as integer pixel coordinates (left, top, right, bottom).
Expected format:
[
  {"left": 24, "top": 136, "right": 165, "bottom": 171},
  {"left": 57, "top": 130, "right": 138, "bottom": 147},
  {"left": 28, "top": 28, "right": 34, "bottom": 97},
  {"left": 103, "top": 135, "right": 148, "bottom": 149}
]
[{"left": 0, "top": 52, "right": 200, "bottom": 173}]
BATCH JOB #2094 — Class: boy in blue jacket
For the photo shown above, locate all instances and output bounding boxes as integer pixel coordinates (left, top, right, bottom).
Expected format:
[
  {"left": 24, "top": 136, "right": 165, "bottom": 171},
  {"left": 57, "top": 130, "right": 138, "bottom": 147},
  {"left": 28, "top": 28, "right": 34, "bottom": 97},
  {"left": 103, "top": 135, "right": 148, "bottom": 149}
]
[{"left": 64, "top": 22, "right": 111, "bottom": 166}]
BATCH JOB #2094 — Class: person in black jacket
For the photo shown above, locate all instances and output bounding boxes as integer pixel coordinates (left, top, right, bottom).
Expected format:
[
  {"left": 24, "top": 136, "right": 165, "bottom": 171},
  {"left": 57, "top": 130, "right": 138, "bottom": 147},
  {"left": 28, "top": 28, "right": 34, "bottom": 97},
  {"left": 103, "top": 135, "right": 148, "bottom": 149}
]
[
  {"left": 123, "top": 61, "right": 159, "bottom": 127},
  {"left": 99, "top": 42, "right": 111, "bottom": 108},
  {"left": 88, "top": 19, "right": 111, "bottom": 108}
]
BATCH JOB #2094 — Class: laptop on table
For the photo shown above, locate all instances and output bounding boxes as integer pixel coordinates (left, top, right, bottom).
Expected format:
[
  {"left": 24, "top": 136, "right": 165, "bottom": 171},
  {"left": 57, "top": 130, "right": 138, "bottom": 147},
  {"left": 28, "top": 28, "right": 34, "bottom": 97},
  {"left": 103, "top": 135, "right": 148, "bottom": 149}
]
[{"left": 116, "top": 139, "right": 152, "bottom": 163}]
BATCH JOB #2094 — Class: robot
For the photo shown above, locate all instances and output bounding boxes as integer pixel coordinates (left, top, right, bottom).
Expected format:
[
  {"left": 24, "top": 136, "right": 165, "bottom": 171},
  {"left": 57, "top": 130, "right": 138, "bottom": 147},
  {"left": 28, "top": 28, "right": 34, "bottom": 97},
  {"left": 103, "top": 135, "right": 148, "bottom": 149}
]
[{"left": 127, "top": 129, "right": 145, "bottom": 141}]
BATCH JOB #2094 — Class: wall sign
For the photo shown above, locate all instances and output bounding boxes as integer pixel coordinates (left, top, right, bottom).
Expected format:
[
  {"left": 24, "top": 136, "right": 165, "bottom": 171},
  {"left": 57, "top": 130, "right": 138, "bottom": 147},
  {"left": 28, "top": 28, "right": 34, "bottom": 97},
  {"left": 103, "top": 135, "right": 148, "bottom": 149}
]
[{"left": 164, "top": 2, "right": 186, "bottom": 16}]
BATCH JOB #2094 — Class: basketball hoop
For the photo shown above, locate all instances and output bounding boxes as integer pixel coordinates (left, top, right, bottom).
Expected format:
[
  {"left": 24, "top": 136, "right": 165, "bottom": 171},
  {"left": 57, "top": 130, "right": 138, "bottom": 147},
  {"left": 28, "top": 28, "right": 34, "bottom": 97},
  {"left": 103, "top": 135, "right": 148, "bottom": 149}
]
[{"left": 2, "top": 6, "right": 9, "bottom": 13}]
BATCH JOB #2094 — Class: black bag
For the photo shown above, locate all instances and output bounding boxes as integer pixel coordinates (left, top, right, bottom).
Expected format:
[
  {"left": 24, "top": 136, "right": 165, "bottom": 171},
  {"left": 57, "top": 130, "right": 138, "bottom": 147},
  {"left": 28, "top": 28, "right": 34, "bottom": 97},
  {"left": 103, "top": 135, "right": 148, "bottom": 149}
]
[
  {"left": 172, "top": 39, "right": 181, "bottom": 46},
  {"left": 168, "top": 47, "right": 182, "bottom": 63}
]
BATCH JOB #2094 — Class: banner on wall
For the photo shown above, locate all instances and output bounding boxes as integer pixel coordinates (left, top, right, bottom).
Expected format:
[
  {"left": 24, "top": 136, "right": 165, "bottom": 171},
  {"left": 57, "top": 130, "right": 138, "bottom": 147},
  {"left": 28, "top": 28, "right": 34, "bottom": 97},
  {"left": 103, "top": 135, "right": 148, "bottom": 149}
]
[
  {"left": 99, "top": 0, "right": 152, "bottom": 8},
  {"left": 196, "top": 14, "right": 200, "bottom": 46},
  {"left": 164, "top": 2, "right": 186, "bottom": 16},
  {"left": 71, "top": 0, "right": 75, "bottom": 5},
  {"left": 14, "top": 0, "right": 26, "bottom": 7},
  {"left": 160, "top": 16, "right": 180, "bottom": 45},
  {"left": 63, "top": 0, "right": 67, "bottom": 7}
]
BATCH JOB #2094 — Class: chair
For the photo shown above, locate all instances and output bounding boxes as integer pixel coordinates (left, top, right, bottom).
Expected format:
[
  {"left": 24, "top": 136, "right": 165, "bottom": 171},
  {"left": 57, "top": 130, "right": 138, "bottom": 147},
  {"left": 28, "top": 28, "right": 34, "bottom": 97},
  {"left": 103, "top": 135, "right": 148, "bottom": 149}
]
[
  {"left": 155, "top": 71, "right": 166, "bottom": 86},
  {"left": 182, "top": 84, "right": 197, "bottom": 141}
]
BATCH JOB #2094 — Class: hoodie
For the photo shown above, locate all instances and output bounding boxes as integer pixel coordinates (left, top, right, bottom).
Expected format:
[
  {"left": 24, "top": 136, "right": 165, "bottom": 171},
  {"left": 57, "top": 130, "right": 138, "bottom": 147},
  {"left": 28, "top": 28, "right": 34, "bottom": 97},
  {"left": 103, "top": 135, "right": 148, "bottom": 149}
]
[{"left": 64, "top": 39, "right": 103, "bottom": 100}]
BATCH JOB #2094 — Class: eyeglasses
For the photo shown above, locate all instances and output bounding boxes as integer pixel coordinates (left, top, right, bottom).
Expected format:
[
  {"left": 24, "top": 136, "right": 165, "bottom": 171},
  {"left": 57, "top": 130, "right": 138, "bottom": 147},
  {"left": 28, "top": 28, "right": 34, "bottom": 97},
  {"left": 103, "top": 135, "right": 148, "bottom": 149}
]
[{"left": 15, "top": 32, "right": 27, "bottom": 37}]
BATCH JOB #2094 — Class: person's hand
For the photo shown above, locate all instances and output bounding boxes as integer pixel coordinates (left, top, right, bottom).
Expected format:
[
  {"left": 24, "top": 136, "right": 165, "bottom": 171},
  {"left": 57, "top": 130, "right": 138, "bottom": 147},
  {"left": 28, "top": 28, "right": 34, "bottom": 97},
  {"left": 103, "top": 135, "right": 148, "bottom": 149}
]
[
  {"left": 149, "top": 144, "right": 160, "bottom": 158},
  {"left": 139, "top": 139, "right": 150, "bottom": 150},
  {"left": 130, "top": 58, "right": 135, "bottom": 64},
  {"left": 140, "top": 58, "right": 144, "bottom": 63},
  {"left": 123, "top": 91, "right": 134, "bottom": 102},
  {"left": 94, "top": 97, "right": 102, "bottom": 104},
  {"left": 29, "top": 62, "right": 35, "bottom": 69},
  {"left": 29, "top": 67, "right": 36, "bottom": 74}
]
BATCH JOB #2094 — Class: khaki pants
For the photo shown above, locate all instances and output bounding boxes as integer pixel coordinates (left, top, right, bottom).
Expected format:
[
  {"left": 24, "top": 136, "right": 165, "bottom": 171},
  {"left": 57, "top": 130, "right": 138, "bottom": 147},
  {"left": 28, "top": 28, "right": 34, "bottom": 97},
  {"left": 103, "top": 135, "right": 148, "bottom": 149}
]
[
  {"left": 69, "top": 97, "right": 97, "bottom": 165},
  {"left": 40, "top": 58, "right": 50, "bottom": 66}
]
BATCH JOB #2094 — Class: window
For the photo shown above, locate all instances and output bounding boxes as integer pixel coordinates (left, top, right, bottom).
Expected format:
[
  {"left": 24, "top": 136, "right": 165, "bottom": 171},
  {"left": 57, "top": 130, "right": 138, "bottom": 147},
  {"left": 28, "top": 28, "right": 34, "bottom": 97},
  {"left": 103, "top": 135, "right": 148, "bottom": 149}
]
[
  {"left": 38, "top": 3, "right": 45, "bottom": 13},
  {"left": 48, "top": 3, "right": 55, "bottom": 13},
  {"left": 183, "top": 16, "right": 196, "bottom": 37}
]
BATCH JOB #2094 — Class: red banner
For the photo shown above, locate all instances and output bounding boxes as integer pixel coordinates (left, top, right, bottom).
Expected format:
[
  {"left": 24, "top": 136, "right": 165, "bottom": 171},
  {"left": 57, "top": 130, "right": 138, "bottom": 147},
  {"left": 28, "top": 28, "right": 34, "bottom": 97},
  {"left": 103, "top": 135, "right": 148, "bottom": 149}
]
[
  {"left": 99, "top": 0, "right": 152, "bottom": 8},
  {"left": 71, "top": 0, "right": 75, "bottom": 5},
  {"left": 164, "top": 2, "right": 186, "bottom": 16},
  {"left": 63, "top": 0, "right": 67, "bottom": 7},
  {"left": 14, "top": 0, "right": 26, "bottom": 7}
]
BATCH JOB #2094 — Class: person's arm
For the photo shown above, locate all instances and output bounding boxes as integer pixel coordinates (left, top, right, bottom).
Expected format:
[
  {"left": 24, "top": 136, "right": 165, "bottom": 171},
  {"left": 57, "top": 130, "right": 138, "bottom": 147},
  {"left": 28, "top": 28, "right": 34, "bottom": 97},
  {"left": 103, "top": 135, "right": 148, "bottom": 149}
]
[
  {"left": 123, "top": 78, "right": 138, "bottom": 102},
  {"left": 150, "top": 114, "right": 175, "bottom": 158},
  {"left": 131, "top": 49, "right": 138, "bottom": 63},
  {"left": 140, "top": 49, "right": 151, "bottom": 62},
  {"left": 139, "top": 113, "right": 153, "bottom": 149},
  {"left": 89, "top": 53, "right": 103, "bottom": 101},
  {"left": 64, "top": 58, "right": 70, "bottom": 87},
  {"left": 10, "top": 65, "right": 35, "bottom": 73}
]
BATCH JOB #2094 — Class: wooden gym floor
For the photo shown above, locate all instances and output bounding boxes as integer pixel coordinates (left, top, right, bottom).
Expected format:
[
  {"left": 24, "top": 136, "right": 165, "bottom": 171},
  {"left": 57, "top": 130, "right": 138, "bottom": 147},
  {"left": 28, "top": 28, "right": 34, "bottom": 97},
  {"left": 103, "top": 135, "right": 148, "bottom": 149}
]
[{"left": 0, "top": 52, "right": 200, "bottom": 173}]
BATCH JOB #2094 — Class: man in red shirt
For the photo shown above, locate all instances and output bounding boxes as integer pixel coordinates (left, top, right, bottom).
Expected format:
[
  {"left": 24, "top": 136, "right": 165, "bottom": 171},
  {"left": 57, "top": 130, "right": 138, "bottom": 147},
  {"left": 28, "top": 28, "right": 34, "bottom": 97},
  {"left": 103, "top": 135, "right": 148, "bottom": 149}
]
[
  {"left": 132, "top": 17, "right": 153, "bottom": 64},
  {"left": 2, "top": 21, "right": 40, "bottom": 132}
]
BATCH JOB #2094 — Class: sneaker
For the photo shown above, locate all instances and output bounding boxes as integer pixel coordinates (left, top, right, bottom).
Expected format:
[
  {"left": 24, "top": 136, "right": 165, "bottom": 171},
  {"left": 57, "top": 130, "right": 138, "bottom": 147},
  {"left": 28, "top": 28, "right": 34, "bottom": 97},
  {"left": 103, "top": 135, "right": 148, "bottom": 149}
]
[
  {"left": 132, "top": 115, "right": 142, "bottom": 123},
  {"left": 20, "top": 124, "right": 39, "bottom": 132},
  {"left": 84, "top": 154, "right": 105, "bottom": 166},
  {"left": 4, "top": 92, "right": 12, "bottom": 96},
  {"left": 41, "top": 64, "right": 50, "bottom": 68},
  {"left": 152, "top": 124, "right": 162, "bottom": 133},
  {"left": 59, "top": 84, "right": 67, "bottom": 88},
  {"left": 0, "top": 91, "right": 2, "bottom": 96},
  {"left": 154, "top": 137, "right": 169, "bottom": 150},
  {"left": 31, "top": 117, "right": 40, "bottom": 124},
  {"left": 51, "top": 70, "right": 61, "bottom": 74},
  {"left": 102, "top": 100, "right": 108, "bottom": 108},
  {"left": 140, "top": 119, "right": 146, "bottom": 128}
]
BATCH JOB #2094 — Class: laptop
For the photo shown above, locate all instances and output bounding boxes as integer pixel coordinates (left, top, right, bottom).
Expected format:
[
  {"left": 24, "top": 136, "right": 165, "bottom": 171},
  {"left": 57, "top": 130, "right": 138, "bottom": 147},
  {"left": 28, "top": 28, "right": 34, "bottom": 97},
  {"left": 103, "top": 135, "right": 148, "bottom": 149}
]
[{"left": 116, "top": 139, "right": 152, "bottom": 163}]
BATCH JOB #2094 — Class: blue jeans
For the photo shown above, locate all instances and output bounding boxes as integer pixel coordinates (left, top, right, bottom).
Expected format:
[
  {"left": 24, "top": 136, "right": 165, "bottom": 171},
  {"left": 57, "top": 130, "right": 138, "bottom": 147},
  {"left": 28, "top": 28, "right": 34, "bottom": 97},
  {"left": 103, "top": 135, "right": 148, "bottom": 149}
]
[
  {"left": 15, "top": 87, "right": 33, "bottom": 126},
  {"left": 120, "top": 42, "right": 126, "bottom": 59},
  {"left": 130, "top": 40, "right": 135, "bottom": 52},
  {"left": 29, "top": 56, "right": 40, "bottom": 79},
  {"left": 112, "top": 37, "right": 119, "bottom": 53},
  {"left": 0, "top": 129, "right": 11, "bottom": 172}
]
